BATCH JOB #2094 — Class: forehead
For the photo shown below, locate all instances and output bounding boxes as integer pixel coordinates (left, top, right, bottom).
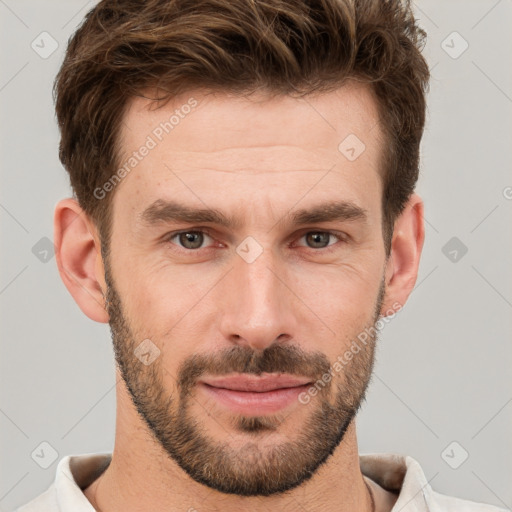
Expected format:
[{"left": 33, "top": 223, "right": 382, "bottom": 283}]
[
  {"left": 112, "top": 82, "right": 384, "bottom": 224},
  {"left": 119, "top": 82, "right": 382, "bottom": 156}
]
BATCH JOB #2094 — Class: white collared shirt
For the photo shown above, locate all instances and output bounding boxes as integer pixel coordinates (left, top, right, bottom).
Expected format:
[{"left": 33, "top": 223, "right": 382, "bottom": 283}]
[{"left": 16, "top": 452, "right": 508, "bottom": 511}]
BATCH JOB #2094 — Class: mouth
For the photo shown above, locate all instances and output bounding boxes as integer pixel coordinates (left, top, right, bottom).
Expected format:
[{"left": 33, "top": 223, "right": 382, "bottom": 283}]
[{"left": 198, "top": 374, "right": 312, "bottom": 415}]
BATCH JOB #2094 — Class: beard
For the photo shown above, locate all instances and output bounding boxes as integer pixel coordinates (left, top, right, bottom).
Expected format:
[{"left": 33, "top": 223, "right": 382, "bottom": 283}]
[{"left": 103, "top": 256, "right": 384, "bottom": 497}]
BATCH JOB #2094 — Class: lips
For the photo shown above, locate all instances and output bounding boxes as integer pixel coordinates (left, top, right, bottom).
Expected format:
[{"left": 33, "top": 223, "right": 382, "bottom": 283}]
[
  {"left": 198, "top": 374, "right": 313, "bottom": 415},
  {"left": 200, "top": 374, "right": 312, "bottom": 392}
]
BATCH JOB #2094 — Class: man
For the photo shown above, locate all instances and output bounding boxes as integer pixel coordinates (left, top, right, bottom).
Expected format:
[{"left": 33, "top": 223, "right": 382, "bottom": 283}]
[{"left": 16, "top": 0, "right": 506, "bottom": 511}]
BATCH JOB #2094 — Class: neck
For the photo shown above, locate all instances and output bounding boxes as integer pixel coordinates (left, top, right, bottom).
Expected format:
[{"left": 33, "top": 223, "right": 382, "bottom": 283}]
[{"left": 84, "top": 373, "right": 376, "bottom": 512}]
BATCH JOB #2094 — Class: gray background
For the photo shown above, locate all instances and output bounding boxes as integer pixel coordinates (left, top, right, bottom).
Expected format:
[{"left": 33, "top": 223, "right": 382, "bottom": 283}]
[{"left": 1, "top": 1, "right": 511, "bottom": 510}]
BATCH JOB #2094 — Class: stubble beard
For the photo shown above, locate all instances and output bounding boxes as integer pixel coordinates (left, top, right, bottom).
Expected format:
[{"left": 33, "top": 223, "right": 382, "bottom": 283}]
[{"left": 103, "top": 256, "right": 384, "bottom": 496}]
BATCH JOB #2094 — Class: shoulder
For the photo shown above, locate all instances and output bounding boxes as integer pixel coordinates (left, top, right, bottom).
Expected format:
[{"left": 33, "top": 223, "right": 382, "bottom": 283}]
[
  {"left": 429, "top": 489, "right": 509, "bottom": 512},
  {"left": 15, "top": 484, "right": 58, "bottom": 512},
  {"left": 360, "top": 453, "right": 508, "bottom": 512},
  {"left": 406, "top": 455, "right": 509, "bottom": 512},
  {"left": 14, "top": 452, "right": 111, "bottom": 512}
]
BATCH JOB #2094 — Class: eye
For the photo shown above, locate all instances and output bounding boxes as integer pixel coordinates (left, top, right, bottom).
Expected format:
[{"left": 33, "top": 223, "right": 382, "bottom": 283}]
[
  {"left": 163, "top": 229, "right": 347, "bottom": 253},
  {"left": 166, "top": 230, "right": 215, "bottom": 250},
  {"left": 295, "top": 231, "right": 346, "bottom": 250}
]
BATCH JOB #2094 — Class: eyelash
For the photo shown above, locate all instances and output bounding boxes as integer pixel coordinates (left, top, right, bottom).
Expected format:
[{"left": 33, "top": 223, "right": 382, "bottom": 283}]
[{"left": 162, "top": 228, "right": 348, "bottom": 254}]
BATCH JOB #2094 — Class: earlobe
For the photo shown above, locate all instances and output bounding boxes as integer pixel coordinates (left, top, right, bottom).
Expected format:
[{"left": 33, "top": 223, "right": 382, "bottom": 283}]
[
  {"left": 381, "top": 193, "right": 425, "bottom": 316},
  {"left": 54, "top": 198, "right": 109, "bottom": 323}
]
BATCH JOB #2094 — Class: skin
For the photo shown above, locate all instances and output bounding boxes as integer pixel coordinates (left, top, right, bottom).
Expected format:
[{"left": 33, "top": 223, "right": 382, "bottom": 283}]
[{"left": 54, "top": 80, "right": 424, "bottom": 512}]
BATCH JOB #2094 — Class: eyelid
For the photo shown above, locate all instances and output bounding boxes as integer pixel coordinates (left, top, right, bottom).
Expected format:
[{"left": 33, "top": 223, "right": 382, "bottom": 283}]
[
  {"left": 163, "top": 227, "right": 349, "bottom": 252},
  {"left": 163, "top": 228, "right": 218, "bottom": 249},
  {"left": 291, "top": 229, "right": 349, "bottom": 252}
]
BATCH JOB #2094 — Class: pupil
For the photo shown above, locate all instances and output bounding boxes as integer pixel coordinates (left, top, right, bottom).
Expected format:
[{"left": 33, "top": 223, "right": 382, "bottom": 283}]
[
  {"left": 308, "top": 232, "right": 329, "bottom": 248},
  {"left": 178, "top": 232, "right": 329, "bottom": 250},
  {"left": 181, "top": 232, "right": 202, "bottom": 249}
]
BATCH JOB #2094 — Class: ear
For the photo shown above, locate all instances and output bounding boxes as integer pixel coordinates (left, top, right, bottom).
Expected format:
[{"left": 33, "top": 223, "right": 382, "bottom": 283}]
[
  {"left": 380, "top": 193, "right": 425, "bottom": 316},
  {"left": 54, "top": 198, "right": 109, "bottom": 323}
]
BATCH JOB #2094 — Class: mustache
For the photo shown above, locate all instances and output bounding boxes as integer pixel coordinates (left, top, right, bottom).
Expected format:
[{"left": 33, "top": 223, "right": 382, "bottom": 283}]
[{"left": 177, "top": 343, "right": 331, "bottom": 396}]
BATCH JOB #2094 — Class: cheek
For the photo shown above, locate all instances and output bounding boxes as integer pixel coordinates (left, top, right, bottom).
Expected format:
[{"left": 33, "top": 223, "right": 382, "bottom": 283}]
[
  {"left": 118, "top": 264, "right": 215, "bottom": 346},
  {"left": 292, "top": 263, "right": 381, "bottom": 324},
  {"left": 287, "top": 267, "right": 382, "bottom": 369}
]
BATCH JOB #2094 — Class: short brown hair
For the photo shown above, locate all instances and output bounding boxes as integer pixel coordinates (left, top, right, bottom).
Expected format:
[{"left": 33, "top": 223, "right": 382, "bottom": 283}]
[{"left": 54, "top": 0, "right": 429, "bottom": 257}]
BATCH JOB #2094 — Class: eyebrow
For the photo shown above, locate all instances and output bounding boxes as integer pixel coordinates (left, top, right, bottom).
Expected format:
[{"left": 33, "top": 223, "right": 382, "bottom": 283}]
[{"left": 138, "top": 198, "right": 367, "bottom": 230}]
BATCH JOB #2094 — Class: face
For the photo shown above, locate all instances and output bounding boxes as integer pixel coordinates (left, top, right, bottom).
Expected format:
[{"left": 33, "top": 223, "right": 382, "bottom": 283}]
[{"left": 103, "top": 82, "right": 388, "bottom": 496}]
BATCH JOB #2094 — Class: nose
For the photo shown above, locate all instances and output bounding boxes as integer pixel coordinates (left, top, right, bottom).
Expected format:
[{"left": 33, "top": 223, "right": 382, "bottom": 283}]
[{"left": 218, "top": 248, "right": 299, "bottom": 352}]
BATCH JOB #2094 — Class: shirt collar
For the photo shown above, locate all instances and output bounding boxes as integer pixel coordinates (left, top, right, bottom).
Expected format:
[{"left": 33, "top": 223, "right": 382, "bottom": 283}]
[
  {"left": 55, "top": 452, "right": 111, "bottom": 511},
  {"left": 55, "top": 451, "right": 432, "bottom": 511},
  {"left": 360, "top": 453, "right": 434, "bottom": 511}
]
